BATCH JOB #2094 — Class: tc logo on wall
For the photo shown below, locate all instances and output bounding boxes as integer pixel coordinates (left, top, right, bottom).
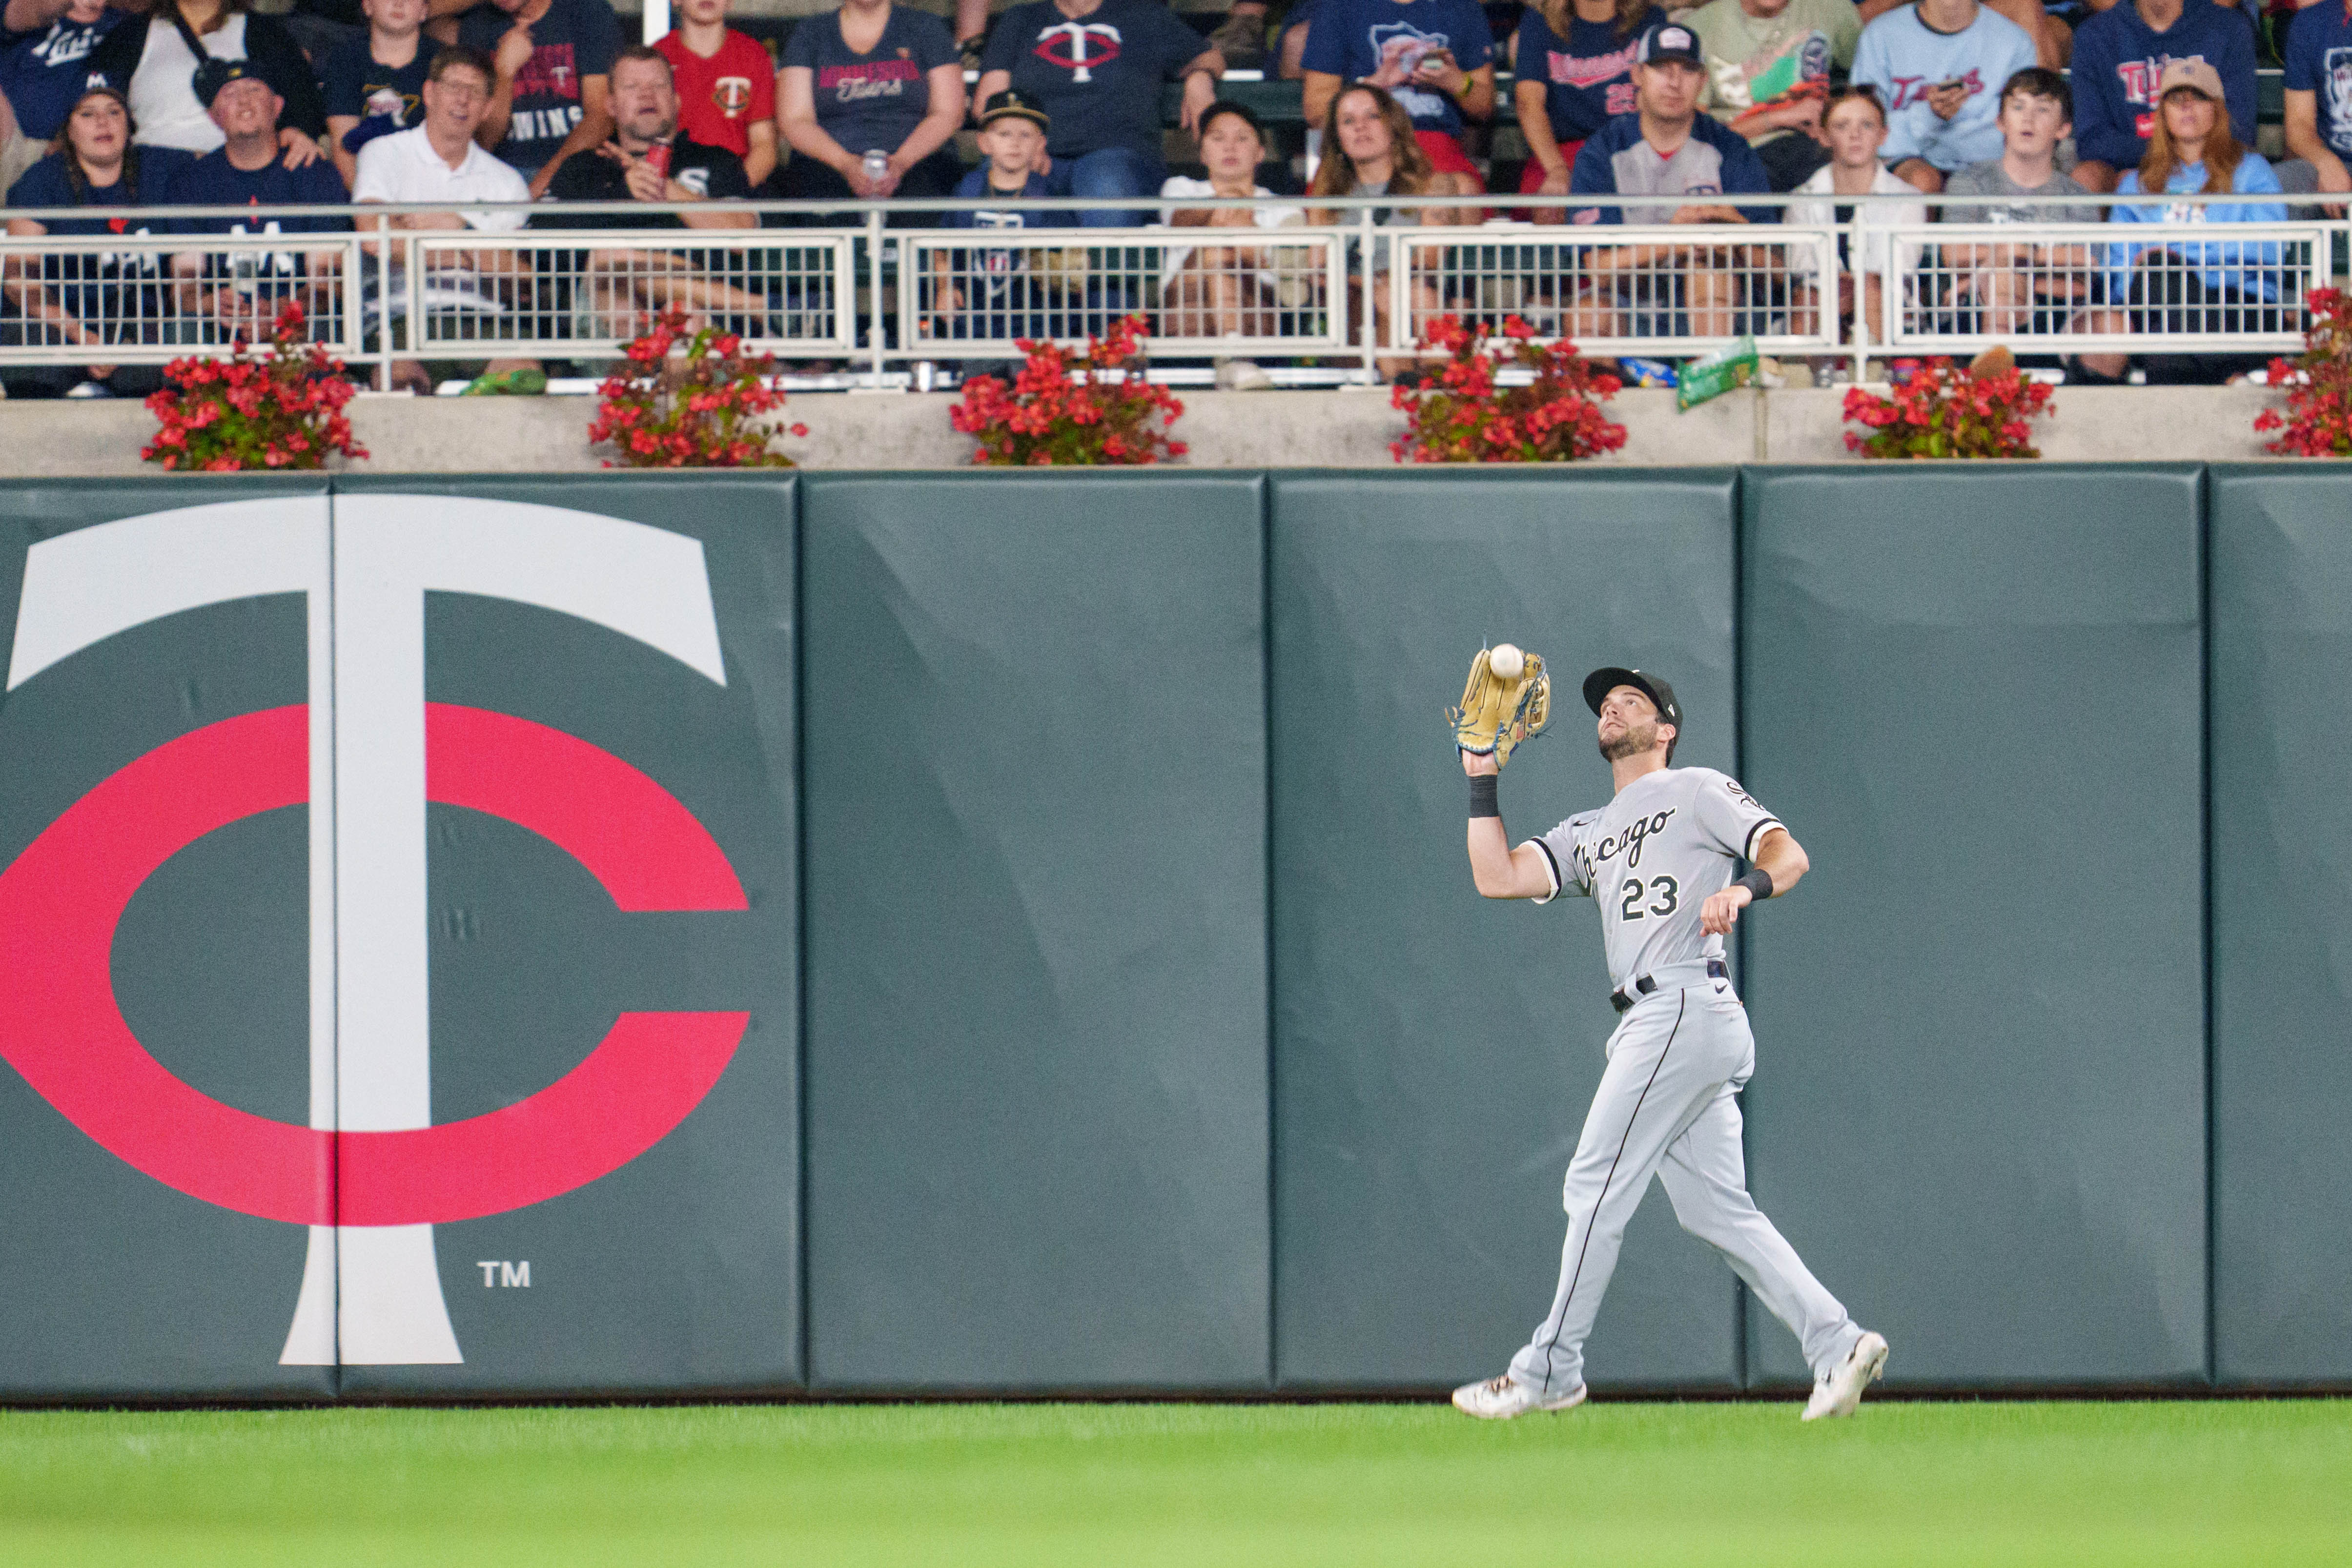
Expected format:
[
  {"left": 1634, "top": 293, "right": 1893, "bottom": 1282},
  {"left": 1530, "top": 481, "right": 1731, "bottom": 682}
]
[{"left": 0, "top": 495, "right": 774, "bottom": 1372}]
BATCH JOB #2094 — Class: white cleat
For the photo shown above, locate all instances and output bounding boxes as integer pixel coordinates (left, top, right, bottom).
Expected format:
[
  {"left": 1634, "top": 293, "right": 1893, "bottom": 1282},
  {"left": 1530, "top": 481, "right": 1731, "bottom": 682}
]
[
  {"left": 1451, "top": 1373, "right": 1589, "bottom": 1420},
  {"left": 1802, "top": 1330, "right": 1890, "bottom": 1421}
]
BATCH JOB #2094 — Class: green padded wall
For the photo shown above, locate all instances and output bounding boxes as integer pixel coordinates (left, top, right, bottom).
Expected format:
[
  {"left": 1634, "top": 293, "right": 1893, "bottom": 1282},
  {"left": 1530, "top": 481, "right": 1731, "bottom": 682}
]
[
  {"left": 1269, "top": 471, "right": 1742, "bottom": 1391},
  {"left": 1741, "top": 467, "right": 2208, "bottom": 1388},
  {"left": 0, "top": 479, "right": 336, "bottom": 1400},
  {"left": 328, "top": 475, "right": 803, "bottom": 1396},
  {"left": 801, "top": 473, "right": 1270, "bottom": 1390},
  {"left": 2209, "top": 468, "right": 2352, "bottom": 1386}
]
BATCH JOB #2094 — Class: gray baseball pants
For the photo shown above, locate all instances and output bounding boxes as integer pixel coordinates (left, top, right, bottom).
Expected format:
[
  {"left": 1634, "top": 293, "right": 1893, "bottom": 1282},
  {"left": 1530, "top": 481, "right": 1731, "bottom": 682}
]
[{"left": 1507, "top": 963, "right": 1863, "bottom": 1397}]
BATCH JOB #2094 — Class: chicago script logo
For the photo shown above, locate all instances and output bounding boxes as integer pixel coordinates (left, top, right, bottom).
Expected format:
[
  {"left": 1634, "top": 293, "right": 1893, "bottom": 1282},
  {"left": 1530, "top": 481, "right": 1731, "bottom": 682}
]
[{"left": 0, "top": 497, "right": 749, "bottom": 1366}]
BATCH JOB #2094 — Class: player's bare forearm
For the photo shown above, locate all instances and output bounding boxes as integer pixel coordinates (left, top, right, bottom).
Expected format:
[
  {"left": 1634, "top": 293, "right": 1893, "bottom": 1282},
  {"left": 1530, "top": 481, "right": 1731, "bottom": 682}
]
[
  {"left": 1461, "top": 749, "right": 1554, "bottom": 899},
  {"left": 1698, "top": 825, "right": 1808, "bottom": 934}
]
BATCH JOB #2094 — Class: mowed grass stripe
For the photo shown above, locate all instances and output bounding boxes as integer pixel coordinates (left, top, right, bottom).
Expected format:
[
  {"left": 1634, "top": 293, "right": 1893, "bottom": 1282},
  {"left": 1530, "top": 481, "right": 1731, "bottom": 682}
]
[{"left": 0, "top": 1401, "right": 2344, "bottom": 1566}]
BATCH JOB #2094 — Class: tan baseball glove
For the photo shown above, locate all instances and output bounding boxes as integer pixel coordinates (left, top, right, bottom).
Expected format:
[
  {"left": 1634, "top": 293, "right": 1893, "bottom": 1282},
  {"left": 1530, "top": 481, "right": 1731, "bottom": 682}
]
[{"left": 1449, "top": 644, "right": 1550, "bottom": 767}]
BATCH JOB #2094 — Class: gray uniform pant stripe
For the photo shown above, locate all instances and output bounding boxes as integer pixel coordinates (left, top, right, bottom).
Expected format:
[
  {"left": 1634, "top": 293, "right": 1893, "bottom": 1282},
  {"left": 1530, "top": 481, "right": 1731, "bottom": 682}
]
[{"left": 1508, "top": 985, "right": 1863, "bottom": 1397}]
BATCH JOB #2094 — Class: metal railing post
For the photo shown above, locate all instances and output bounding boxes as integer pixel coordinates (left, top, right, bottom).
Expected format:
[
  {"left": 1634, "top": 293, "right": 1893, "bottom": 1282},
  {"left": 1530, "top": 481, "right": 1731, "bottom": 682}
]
[
  {"left": 1357, "top": 206, "right": 1376, "bottom": 384},
  {"left": 866, "top": 207, "right": 887, "bottom": 387},
  {"left": 1848, "top": 215, "right": 1867, "bottom": 385}
]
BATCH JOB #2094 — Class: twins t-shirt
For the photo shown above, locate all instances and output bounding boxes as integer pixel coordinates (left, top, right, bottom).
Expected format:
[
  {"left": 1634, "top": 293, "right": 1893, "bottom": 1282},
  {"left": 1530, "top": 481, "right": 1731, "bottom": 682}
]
[
  {"left": 1512, "top": 4, "right": 1657, "bottom": 145},
  {"left": 658, "top": 28, "right": 777, "bottom": 161},
  {"left": 781, "top": 6, "right": 956, "bottom": 158},
  {"left": 2286, "top": 0, "right": 2352, "bottom": 158},
  {"left": 1299, "top": 0, "right": 1495, "bottom": 137},
  {"left": 980, "top": 0, "right": 1208, "bottom": 158},
  {"left": 457, "top": 0, "right": 623, "bottom": 172},
  {"left": 0, "top": 7, "right": 123, "bottom": 142}
]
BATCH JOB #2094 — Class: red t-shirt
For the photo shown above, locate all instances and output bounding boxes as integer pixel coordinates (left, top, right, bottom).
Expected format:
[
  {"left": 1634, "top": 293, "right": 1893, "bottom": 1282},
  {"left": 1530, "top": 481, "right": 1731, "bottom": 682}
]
[{"left": 655, "top": 29, "right": 775, "bottom": 159}]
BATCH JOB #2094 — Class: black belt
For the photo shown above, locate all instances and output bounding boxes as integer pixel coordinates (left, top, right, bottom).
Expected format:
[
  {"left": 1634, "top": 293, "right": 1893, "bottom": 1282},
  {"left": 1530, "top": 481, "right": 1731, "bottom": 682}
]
[{"left": 1612, "top": 959, "right": 1729, "bottom": 1015}]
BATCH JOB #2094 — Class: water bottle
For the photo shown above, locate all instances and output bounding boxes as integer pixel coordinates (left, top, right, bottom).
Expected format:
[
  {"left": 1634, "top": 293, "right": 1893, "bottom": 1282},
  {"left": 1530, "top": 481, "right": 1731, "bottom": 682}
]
[{"left": 862, "top": 150, "right": 890, "bottom": 189}]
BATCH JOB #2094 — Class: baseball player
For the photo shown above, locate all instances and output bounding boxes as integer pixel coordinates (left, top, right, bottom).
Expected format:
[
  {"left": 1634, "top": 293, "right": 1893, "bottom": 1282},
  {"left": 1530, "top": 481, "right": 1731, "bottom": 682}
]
[{"left": 1451, "top": 660, "right": 1888, "bottom": 1420}]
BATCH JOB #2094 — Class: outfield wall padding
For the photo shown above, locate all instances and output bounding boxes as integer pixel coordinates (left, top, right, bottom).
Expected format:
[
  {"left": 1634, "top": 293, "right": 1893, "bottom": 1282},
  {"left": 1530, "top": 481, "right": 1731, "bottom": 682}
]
[
  {"left": 2209, "top": 468, "right": 2352, "bottom": 1387},
  {"left": 799, "top": 474, "right": 1271, "bottom": 1391},
  {"left": 1267, "top": 471, "right": 1742, "bottom": 1391},
  {"left": 1740, "top": 467, "right": 2209, "bottom": 1389},
  {"left": 4, "top": 466, "right": 2351, "bottom": 1398}
]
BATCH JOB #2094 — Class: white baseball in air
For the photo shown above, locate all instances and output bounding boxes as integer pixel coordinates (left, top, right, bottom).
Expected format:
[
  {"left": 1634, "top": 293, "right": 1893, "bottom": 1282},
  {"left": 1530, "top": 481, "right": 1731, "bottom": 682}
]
[{"left": 1489, "top": 643, "right": 1525, "bottom": 681}]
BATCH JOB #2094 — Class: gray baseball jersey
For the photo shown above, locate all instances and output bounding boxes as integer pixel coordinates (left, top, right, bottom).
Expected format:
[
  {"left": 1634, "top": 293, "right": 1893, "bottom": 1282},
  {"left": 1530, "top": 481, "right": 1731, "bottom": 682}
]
[{"left": 1527, "top": 767, "right": 1782, "bottom": 992}]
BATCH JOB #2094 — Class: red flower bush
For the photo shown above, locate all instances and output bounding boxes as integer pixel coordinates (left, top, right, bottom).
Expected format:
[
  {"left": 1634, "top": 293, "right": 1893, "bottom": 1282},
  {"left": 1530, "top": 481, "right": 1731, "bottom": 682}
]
[
  {"left": 2255, "top": 287, "right": 2352, "bottom": 458},
  {"left": 142, "top": 300, "right": 366, "bottom": 472},
  {"left": 1841, "top": 353, "right": 2052, "bottom": 460},
  {"left": 1390, "top": 315, "right": 1626, "bottom": 464},
  {"left": 591, "top": 308, "right": 806, "bottom": 468},
  {"left": 949, "top": 315, "right": 1185, "bottom": 466}
]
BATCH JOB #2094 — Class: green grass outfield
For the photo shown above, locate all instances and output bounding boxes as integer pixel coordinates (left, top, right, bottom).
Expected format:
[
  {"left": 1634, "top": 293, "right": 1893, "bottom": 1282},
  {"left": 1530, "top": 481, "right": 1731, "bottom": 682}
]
[{"left": 0, "top": 1400, "right": 2346, "bottom": 1566}]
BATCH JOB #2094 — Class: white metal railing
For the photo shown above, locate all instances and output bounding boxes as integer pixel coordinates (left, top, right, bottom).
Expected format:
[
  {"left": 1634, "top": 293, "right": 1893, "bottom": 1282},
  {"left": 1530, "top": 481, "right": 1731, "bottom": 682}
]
[{"left": 0, "top": 194, "right": 2336, "bottom": 390}]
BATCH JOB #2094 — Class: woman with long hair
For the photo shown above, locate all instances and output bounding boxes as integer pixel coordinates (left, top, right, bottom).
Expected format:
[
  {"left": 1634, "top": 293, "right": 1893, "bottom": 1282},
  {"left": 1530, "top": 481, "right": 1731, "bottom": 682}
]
[
  {"left": 87, "top": 0, "right": 326, "bottom": 162},
  {"left": 1, "top": 85, "right": 189, "bottom": 397},
  {"left": 1159, "top": 100, "right": 1303, "bottom": 387},
  {"left": 2076, "top": 58, "right": 2285, "bottom": 385},
  {"left": 1511, "top": 0, "right": 1657, "bottom": 222},
  {"left": 1309, "top": 82, "right": 1470, "bottom": 378}
]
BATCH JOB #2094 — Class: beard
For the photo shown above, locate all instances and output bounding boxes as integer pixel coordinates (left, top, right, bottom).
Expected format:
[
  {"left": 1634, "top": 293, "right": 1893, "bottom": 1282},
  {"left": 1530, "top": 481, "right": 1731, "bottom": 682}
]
[{"left": 1599, "top": 720, "right": 1658, "bottom": 762}]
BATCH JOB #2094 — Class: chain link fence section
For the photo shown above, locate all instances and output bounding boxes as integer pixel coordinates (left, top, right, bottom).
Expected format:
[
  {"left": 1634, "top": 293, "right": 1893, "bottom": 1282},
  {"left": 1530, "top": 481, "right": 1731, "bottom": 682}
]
[
  {"left": 0, "top": 232, "right": 365, "bottom": 366},
  {"left": 1391, "top": 226, "right": 1842, "bottom": 356},
  {"left": 403, "top": 229, "right": 857, "bottom": 360},
  {"left": 900, "top": 226, "right": 1349, "bottom": 358},
  {"left": 1884, "top": 222, "right": 2327, "bottom": 357}
]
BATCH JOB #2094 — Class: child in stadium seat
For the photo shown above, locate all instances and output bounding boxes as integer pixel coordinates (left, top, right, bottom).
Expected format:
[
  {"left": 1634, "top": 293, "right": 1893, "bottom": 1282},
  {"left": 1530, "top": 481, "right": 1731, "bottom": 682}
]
[
  {"left": 932, "top": 90, "right": 1078, "bottom": 346},
  {"left": 1159, "top": 100, "right": 1305, "bottom": 388},
  {"left": 1784, "top": 84, "right": 1923, "bottom": 355},
  {"left": 655, "top": 0, "right": 775, "bottom": 193}
]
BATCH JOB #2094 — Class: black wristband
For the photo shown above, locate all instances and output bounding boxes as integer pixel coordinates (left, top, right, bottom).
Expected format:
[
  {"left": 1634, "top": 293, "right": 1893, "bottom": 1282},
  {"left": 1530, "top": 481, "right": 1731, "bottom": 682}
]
[
  {"left": 1735, "top": 868, "right": 1774, "bottom": 902},
  {"left": 1468, "top": 773, "right": 1499, "bottom": 819}
]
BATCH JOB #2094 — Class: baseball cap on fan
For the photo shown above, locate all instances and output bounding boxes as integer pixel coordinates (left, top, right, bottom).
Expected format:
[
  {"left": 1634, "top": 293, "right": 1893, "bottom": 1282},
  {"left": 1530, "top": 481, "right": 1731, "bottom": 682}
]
[
  {"left": 1638, "top": 24, "right": 1704, "bottom": 68},
  {"left": 2154, "top": 58, "right": 2225, "bottom": 102},
  {"left": 1583, "top": 667, "right": 1682, "bottom": 732}
]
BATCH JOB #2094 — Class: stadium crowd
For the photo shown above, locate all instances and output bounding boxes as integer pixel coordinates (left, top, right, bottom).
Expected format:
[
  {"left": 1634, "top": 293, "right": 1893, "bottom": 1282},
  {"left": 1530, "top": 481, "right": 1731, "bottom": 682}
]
[{"left": 0, "top": 0, "right": 2329, "bottom": 392}]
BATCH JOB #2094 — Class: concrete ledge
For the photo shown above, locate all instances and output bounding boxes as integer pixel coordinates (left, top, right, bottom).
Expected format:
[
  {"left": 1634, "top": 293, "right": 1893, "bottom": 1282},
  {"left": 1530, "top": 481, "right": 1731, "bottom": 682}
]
[{"left": 0, "top": 382, "right": 2311, "bottom": 475}]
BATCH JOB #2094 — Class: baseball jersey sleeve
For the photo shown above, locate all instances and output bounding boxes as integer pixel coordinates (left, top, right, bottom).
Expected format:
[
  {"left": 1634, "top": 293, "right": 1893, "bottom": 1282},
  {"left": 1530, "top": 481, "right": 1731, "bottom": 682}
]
[
  {"left": 1527, "top": 814, "right": 1596, "bottom": 905},
  {"left": 1688, "top": 771, "right": 1784, "bottom": 861}
]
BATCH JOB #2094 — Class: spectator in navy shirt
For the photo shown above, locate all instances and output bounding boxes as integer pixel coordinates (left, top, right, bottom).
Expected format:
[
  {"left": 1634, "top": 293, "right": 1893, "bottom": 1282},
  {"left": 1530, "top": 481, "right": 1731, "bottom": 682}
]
[
  {"left": 932, "top": 89, "right": 1078, "bottom": 343},
  {"left": 1302, "top": 0, "right": 1496, "bottom": 187},
  {"left": 1512, "top": 0, "right": 1659, "bottom": 220},
  {"left": 2281, "top": 0, "right": 2352, "bottom": 212},
  {"left": 2066, "top": 0, "right": 2254, "bottom": 192},
  {"left": 439, "top": 0, "right": 622, "bottom": 196},
  {"left": 1568, "top": 23, "right": 1773, "bottom": 341},
  {"left": 1, "top": 83, "right": 184, "bottom": 396},
  {"left": 0, "top": 0, "right": 122, "bottom": 195},
  {"left": 168, "top": 58, "right": 350, "bottom": 341},
  {"left": 777, "top": 0, "right": 967, "bottom": 209},
  {"left": 975, "top": 0, "right": 1225, "bottom": 227},
  {"left": 324, "top": 0, "right": 431, "bottom": 190}
]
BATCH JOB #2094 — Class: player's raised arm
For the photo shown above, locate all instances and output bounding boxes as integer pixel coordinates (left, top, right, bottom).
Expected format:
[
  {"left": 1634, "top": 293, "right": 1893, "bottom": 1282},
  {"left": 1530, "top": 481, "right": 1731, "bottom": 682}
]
[
  {"left": 1698, "top": 825, "right": 1810, "bottom": 935},
  {"left": 1463, "top": 748, "right": 1559, "bottom": 900}
]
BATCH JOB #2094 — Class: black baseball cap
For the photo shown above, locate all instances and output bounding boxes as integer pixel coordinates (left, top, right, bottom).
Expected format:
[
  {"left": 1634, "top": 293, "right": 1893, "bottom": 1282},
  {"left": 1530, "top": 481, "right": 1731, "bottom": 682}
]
[
  {"left": 978, "top": 89, "right": 1050, "bottom": 130},
  {"left": 1638, "top": 24, "right": 1704, "bottom": 68},
  {"left": 194, "top": 57, "right": 271, "bottom": 109},
  {"left": 1583, "top": 667, "right": 1682, "bottom": 732}
]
